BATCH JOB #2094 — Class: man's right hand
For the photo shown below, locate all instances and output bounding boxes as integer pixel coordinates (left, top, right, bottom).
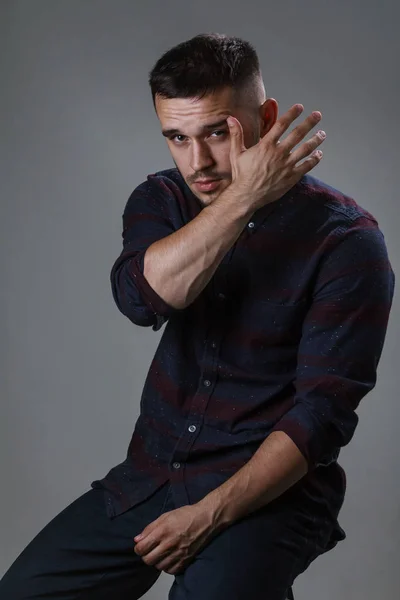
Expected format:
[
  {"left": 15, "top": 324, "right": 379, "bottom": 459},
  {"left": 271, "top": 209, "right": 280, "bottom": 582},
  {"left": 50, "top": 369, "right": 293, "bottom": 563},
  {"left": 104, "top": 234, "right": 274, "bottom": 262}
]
[{"left": 226, "top": 104, "right": 326, "bottom": 211}]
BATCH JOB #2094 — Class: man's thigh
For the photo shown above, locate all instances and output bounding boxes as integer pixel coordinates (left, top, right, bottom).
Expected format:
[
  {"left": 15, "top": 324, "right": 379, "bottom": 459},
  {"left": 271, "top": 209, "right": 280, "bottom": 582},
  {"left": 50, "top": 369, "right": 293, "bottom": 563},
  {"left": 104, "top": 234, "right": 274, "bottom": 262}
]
[
  {"left": 0, "top": 484, "right": 170, "bottom": 600},
  {"left": 168, "top": 496, "right": 335, "bottom": 600}
]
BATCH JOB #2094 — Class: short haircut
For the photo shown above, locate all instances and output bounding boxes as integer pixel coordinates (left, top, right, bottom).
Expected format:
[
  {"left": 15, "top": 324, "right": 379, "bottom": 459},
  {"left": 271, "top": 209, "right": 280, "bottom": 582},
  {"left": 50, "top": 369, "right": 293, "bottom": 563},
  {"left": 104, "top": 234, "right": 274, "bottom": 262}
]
[{"left": 149, "top": 33, "right": 265, "bottom": 109}]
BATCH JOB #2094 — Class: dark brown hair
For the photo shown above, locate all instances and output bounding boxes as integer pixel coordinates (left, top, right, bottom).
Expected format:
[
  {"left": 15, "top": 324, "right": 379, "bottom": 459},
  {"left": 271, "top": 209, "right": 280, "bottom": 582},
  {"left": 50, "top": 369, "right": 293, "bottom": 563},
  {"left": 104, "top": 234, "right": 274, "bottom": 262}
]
[{"left": 148, "top": 33, "right": 263, "bottom": 108}]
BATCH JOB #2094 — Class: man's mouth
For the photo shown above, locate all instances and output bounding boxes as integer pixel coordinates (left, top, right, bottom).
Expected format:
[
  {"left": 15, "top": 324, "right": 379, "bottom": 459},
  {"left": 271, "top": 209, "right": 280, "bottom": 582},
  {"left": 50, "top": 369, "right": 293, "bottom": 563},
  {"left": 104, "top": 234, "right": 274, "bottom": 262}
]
[{"left": 193, "top": 179, "right": 221, "bottom": 192}]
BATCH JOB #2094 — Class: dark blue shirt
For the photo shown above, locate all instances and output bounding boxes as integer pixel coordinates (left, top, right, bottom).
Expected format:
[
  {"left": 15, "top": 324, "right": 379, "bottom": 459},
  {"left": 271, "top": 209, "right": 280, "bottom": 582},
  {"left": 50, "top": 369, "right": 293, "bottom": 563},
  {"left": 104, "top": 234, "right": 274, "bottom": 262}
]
[{"left": 91, "top": 168, "right": 394, "bottom": 545}]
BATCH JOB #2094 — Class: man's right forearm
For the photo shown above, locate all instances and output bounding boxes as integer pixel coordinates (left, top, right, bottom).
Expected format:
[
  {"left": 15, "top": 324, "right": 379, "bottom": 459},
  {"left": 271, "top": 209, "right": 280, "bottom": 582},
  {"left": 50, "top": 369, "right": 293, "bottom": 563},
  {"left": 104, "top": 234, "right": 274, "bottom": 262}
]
[{"left": 143, "top": 189, "right": 255, "bottom": 309}]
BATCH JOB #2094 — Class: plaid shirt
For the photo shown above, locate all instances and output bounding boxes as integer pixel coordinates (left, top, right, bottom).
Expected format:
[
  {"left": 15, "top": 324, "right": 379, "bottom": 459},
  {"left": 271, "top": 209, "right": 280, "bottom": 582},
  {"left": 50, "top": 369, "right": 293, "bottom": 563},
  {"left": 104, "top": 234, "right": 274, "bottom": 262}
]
[{"left": 91, "top": 168, "right": 394, "bottom": 539}]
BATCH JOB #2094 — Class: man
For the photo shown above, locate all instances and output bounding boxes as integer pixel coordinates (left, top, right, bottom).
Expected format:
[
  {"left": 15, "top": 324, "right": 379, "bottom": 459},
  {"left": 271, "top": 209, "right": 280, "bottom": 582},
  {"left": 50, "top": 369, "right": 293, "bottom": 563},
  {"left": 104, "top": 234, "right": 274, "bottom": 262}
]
[{"left": 1, "top": 33, "right": 394, "bottom": 600}]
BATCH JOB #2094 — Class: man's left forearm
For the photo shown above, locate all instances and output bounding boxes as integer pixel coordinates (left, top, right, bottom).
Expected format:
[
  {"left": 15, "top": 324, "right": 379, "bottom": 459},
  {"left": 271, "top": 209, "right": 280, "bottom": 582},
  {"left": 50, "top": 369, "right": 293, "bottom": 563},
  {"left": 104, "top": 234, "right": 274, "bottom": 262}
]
[{"left": 197, "top": 431, "right": 308, "bottom": 529}]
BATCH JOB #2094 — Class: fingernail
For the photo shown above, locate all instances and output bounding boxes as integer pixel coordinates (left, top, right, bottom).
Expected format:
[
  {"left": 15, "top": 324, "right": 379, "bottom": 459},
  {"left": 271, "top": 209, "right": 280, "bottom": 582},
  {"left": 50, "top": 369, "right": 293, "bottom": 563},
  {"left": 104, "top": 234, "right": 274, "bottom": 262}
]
[{"left": 318, "top": 130, "right": 326, "bottom": 138}]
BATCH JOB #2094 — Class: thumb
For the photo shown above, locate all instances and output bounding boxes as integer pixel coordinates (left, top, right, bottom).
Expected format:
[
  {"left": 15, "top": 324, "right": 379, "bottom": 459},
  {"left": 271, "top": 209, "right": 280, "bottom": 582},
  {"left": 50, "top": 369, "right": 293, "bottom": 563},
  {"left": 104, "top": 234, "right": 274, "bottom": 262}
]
[{"left": 227, "top": 116, "right": 246, "bottom": 159}]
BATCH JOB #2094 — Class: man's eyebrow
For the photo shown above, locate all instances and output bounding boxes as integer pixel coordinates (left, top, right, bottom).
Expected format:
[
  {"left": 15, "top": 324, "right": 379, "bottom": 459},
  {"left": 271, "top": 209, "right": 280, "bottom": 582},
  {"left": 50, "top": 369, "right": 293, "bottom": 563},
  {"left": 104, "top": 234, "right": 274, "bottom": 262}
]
[{"left": 161, "top": 118, "right": 229, "bottom": 138}]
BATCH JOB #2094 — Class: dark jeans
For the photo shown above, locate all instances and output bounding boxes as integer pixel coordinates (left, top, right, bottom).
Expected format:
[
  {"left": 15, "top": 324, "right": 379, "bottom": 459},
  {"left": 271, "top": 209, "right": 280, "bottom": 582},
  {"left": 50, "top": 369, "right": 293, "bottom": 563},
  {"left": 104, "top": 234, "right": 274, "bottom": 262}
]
[{"left": 0, "top": 481, "right": 338, "bottom": 599}]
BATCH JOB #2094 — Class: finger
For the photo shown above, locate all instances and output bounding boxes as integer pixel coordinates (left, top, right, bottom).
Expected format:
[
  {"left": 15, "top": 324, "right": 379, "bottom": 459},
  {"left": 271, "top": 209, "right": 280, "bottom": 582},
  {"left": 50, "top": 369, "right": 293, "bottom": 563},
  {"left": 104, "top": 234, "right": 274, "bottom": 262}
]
[
  {"left": 288, "top": 129, "right": 326, "bottom": 165},
  {"left": 160, "top": 561, "right": 183, "bottom": 575},
  {"left": 279, "top": 111, "right": 322, "bottom": 153},
  {"left": 167, "top": 562, "right": 185, "bottom": 575},
  {"left": 155, "top": 556, "right": 181, "bottom": 573},
  {"left": 292, "top": 149, "right": 323, "bottom": 177},
  {"left": 145, "top": 546, "right": 170, "bottom": 566},
  {"left": 227, "top": 116, "right": 246, "bottom": 158},
  {"left": 135, "top": 536, "right": 159, "bottom": 556},
  {"left": 266, "top": 104, "right": 304, "bottom": 144},
  {"left": 134, "top": 525, "right": 153, "bottom": 542},
  {"left": 161, "top": 556, "right": 191, "bottom": 575}
]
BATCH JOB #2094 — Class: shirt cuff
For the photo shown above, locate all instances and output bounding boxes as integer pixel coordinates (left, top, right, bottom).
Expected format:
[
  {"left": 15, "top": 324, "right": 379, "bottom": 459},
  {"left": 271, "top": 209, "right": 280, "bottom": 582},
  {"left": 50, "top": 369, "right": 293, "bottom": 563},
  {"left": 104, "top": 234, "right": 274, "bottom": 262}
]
[
  {"left": 131, "top": 251, "right": 182, "bottom": 330},
  {"left": 270, "top": 404, "right": 342, "bottom": 470}
]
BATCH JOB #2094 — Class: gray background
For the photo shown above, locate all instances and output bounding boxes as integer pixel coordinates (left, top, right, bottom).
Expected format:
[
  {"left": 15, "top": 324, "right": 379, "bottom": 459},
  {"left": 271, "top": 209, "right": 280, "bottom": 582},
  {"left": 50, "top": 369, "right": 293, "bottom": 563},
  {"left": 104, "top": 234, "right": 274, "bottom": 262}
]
[{"left": 1, "top": 1, "right": 399, "bottom": 598}]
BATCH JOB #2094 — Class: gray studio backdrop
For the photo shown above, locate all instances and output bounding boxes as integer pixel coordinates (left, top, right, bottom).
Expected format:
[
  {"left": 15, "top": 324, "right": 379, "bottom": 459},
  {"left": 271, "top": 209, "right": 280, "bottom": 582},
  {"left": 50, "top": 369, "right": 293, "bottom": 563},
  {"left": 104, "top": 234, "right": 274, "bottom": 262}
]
[{"left": 1, "top": 1, "right": 399, "bottom": 599}]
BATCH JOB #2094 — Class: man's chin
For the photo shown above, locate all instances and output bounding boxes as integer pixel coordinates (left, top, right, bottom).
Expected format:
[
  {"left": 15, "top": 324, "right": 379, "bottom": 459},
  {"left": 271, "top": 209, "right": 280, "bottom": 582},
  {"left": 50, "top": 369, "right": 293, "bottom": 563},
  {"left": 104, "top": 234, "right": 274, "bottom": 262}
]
[
  {"left": 191, "top": 189, "right": 220, "bottom": 207},
  {"left": 189, "top": 180, "right": 229, "bottom": 206}
]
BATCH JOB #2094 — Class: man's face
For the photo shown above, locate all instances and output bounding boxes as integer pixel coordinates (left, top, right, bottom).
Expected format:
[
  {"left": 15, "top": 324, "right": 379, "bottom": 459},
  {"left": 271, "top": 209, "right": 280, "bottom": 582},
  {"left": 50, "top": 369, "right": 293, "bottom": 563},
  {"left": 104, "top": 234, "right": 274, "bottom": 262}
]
[{"left": 155, "top": 86, "right": 261, "bottom": 206}]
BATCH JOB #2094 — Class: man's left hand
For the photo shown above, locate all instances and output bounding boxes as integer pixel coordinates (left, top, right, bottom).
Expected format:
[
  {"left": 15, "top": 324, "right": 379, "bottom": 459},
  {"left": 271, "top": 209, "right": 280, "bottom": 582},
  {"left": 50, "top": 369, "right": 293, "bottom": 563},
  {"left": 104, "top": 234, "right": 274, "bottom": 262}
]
[{"left": 133, "top": 502, "right": 221, "bottom": 575}]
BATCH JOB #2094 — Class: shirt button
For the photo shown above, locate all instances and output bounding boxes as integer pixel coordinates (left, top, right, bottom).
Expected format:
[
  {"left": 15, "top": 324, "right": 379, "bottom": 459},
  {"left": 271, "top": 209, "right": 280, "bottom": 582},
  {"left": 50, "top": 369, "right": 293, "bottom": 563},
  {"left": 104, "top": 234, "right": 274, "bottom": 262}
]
[
  {"left": 218, "top": 292, "right": 226, "bottom": 300},
  {"left": 172, "top": 462, "right": 181, "bottom": 469},
  {"left": 211, "top": 342, "right": 217, "bottom": 348},
  {"left": 248, "top": 221, "right": 255, "bottom": 228},
  {"left": 188, "top": 425, "right": 197, "bottom": 433},
  {"left": 204, "top": 379, "right": 211, "bottom": 387}
]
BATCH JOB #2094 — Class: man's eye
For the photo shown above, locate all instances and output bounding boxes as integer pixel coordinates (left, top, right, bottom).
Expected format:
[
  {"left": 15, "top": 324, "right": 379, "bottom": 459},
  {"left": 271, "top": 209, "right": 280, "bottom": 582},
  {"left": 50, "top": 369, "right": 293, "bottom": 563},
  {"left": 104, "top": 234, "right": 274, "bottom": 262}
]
[
  {"left": 171, "top": 135, "right": 186, "bottom": 143},
  {"left": 170, "top": 131, "right": 227, "bottom": 143}
]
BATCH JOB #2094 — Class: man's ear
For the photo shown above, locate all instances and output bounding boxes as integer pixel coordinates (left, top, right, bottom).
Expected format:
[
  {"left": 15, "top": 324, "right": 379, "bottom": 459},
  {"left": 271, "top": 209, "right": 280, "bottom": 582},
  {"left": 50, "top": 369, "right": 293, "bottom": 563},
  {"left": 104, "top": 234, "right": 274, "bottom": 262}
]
[{"left": 259, "top": 98, "right": 279, "bottom": 137}]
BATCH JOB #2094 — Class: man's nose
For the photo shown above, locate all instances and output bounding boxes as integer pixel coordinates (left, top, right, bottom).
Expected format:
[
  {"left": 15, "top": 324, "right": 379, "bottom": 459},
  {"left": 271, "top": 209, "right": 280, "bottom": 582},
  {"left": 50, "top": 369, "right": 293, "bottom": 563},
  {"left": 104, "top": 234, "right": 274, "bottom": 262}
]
[{"left": 189, "top": 141, "right": 215, "bottom": 173}]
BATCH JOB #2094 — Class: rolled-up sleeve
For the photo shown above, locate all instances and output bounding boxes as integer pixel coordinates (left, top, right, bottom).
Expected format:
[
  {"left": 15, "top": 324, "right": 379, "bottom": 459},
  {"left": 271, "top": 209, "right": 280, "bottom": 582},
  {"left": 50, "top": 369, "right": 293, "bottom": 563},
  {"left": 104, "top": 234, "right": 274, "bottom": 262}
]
[
  {"left": 271, "top": 220, "right": 395, "bottom": 470},
  {"left": 111, "top": 177, "right": 183, "bottom": 331}
]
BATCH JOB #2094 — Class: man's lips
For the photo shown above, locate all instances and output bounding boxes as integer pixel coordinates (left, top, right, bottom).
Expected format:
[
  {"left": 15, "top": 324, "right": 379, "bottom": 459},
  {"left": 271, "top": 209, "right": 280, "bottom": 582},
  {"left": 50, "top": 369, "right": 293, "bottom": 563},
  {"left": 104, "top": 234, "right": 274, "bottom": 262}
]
[
  {"left": 193, "top": 179, "right": 221, "bottom": 191},
  {"left": 194, "top": 178, "right": 219, "bottom": 183}
]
